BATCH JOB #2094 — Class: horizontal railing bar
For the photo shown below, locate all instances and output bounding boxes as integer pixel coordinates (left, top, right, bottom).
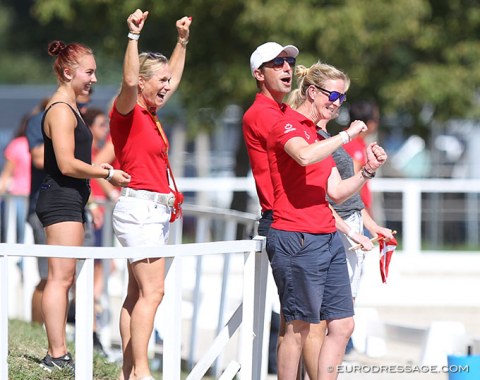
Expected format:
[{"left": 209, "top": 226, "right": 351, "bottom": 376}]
[{"left": 0, "top": 239, "right": 263, "bottom": 260}]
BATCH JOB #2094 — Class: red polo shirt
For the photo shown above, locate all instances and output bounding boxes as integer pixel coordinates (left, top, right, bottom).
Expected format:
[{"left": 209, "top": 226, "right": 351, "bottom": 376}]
[
  {"left": 268, "top": 110, "right": 336, "bottom": 233},
  {"left": 110, "top": 102, "right": 170, "bottom": 193},
  {"left": 243, "top": 93, "right": 293, "bottom": 212}
]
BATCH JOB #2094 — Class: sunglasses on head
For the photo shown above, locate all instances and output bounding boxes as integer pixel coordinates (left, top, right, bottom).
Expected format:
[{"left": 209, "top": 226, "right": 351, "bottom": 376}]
[
  {"left": 314, "top": 85, "right": 347, "bottom": 104},
  {"left": 263, "top": 56, "right": 296, "bottom": 69},
  {"left": 143, "top": 51, "right": 165, "bottom": 59}
]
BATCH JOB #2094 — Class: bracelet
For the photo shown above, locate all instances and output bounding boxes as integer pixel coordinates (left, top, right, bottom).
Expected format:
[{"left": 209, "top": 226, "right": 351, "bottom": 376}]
[
  {"left": 128, "top": 32, "right": 140, "bottom": 40},
  {"left": 177, "top": 37, "right": 189, "bottom": 47},
  {"left": 361, "top": 167, "right": 375, "bottom": 179},
  {"left": 105, "top": 168, "right": 115, "bottom": 181},
  {"left": 347, "top": 229, "right": 356, "bottom": 238},
  {"left": 339, "top": 130, "right": 350, "bottom": 144},
  {"left": 363, "top": 166, "right": 376, "bottom": 177}
]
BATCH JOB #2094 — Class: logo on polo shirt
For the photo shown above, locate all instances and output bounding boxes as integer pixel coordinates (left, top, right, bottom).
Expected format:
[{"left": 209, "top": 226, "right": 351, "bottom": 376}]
[
  {"left": 304, "top": 131, "right": 310, "bottom": 140},
  {"left": 283, "top": 123, "right": 296, "bottom": 133}
]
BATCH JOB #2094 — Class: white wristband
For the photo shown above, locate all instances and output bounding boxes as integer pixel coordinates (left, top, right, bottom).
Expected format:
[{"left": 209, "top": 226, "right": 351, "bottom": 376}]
[
  {"left": 105, "top": 168, "right": 114, "bottom": 181},
  {"left": 347, "top": 229, "right": 356, "bottom": 238},
  {"left": 339, "top": 130, "right": 350, "bottom": 144},
  {"left": 128, "top": 32, "right": 140, "bottom": 40}
]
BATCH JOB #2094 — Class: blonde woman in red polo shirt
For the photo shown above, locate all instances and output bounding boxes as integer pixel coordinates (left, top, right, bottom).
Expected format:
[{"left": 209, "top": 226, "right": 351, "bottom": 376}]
[
  {"left": 266, "top": 61, "right": 388, "bottom": 380},
  {"left": 109, "top": 9, "right": 191, "bottom": 380}
]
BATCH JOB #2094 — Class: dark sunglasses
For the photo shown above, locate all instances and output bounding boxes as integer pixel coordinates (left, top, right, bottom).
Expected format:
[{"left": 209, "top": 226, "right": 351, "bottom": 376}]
[
  {"left": 263, "top": 56, "right": 296, "bottom": 69},
  {"left": 314, "top": 85, "right": 347, "bottom": 104}
]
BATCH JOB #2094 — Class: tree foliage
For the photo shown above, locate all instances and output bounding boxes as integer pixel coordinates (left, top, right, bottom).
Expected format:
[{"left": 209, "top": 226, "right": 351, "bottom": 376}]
[{"left": 2, "top": 0, "right": 480, "bottom": 134}]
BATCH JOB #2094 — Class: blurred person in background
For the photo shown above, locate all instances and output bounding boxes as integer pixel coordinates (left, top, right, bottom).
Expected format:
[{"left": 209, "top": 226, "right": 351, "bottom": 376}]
[
  {"left": 0, "top": 113, "right": 31, "bottom": 244},
  {"left": 83, "top": 106, "right": 119, "bottom": 356},
  {"left": 343, "top": 100, "right": 381, "bottom": 217},
  {"left": 25, "top": 97, "right": 51, "bottom": 324}
]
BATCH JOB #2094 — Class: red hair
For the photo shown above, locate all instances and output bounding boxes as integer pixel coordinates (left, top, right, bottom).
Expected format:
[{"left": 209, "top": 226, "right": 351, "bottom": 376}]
[{"left": 47, "top": 40, "right": 94, "bottom": 83}]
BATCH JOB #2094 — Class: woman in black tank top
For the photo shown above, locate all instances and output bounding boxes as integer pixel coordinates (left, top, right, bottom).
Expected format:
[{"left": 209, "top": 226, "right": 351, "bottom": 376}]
[{"left": 36, "top": 40, "right": 131, "bottom": 372}]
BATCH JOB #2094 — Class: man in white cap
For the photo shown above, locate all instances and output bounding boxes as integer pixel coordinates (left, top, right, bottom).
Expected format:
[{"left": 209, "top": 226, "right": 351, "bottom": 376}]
[
  {"left": 243, "top": 42, "right": 299, "bottom": 238},
  {"left": 242, "top": 42, "right": 299, "bottom": 376}
]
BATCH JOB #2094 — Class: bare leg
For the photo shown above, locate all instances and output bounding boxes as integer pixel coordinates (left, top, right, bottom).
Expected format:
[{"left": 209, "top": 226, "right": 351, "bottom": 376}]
[
  {"left": 32, "top": 279, "right": 47, "bottom": 324},
  {"left": 302, "top": 321, "right": 327, "bottom": 380},
  {"left": 119, "top": 258, "right": 165, "bottom": 379},
  {"left": 42, "top": 222, "right": 84, "bottom": 358},
  {"left": 130, "top": 258, "right": 165, "bottom": 379},
  {"left": 317, "top": 317, "right": 354, "bottom": 380},
  {"left": 277, "top": 320, "right": 309, "bottom": 380},
  {"left": 119, "top": 263, "right": 138, "bottom": 380}
]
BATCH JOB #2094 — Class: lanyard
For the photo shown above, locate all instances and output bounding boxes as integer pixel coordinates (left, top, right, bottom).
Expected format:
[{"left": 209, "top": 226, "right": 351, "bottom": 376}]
[
  {"left": 148, "top": 111, "right": 169, "bottom": 153},
  {"left": 147, "top": 110, "right": 180, "bottom": 194}
]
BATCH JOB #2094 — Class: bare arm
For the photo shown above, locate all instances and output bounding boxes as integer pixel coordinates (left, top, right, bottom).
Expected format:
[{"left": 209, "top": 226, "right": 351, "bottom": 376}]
[
  {"left": 0, "top": 160, "right": 14, "bottom": 194},
  {"left": 284, "top": 120, "right": 367, "bottom": 166},
  {"left": 327, "top": 142, "right": 387, "bottom": 203},
  {"left": 115, "top": 9, "right": 149, "bottom": 116},
  {"left": 93, "top": 140, "right": 115, "bottom": 165},
  {"left": 361, "top": 208, "right": 394, "bottom": 240},
  {"left": 163, "top": 16, "right": 192, "bottom": 104},
  {"left": 30, "top": 144, "right": 44, "bottom": 170},
  {"left": 45, "top": 103, "right": 130, "bottom": 186},
  {"left": 330, "top": 205, "right": 373, "bottom": 250}
]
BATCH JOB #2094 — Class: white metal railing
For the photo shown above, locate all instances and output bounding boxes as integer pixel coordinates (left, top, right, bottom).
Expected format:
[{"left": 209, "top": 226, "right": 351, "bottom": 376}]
[
  {"left": 4, "top": 176, "right": 480, "bottom": 251},
  {"left": 0, "top": 236, "right": 270, "bottom": 380}
]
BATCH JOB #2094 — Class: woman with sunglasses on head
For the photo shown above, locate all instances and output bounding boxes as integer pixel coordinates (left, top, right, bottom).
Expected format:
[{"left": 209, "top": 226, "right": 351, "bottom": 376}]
[
  {"left": 109, "top": 9, "right": 191, "bottom": 380},
  {"left": 288, "top": 64, "right": 394, "bottom": 380},
  {"left": 265, "top": 61, "right": 388, "bottom": 380},
  {"left": 36, "top": 40, "right": 131, "bottom": 373}
]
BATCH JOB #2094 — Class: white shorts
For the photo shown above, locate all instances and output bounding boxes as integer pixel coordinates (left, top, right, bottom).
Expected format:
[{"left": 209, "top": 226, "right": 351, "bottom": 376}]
[
  {"left": 338, "top": 211, "right": 365, "bottom": 298},
  {"left": 112, "top": 196, "right": 170, "bottom": 263}
]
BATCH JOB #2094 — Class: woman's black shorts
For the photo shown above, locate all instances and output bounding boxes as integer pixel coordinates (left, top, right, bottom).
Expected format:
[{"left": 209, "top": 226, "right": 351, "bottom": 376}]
[{"left": 36, "top": 176, "right": 90, "bottom": 227}]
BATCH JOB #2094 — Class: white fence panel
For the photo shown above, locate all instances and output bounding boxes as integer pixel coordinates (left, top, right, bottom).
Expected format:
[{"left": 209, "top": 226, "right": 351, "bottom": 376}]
[{"left": 0, "top": 237, "right": 269, "bottom": 380}]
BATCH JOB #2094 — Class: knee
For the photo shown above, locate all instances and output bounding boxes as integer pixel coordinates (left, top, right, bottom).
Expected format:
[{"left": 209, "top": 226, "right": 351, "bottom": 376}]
[
  {"left": 342, "top": 317, "right": 355, "bottom": 339},
  {"left": 50, "top": 274, "right": 75, "bottom": 290},
  {"left": 141, "top": 286, "right": 165, "bottom": 306}
]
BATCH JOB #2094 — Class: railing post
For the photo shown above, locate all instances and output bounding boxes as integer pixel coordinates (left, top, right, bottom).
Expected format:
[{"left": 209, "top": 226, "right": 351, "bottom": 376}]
[
  {"left": 239, "top": 247, "right": 256, "bottom": 379},
  {"left": 252, "top": 237, "right": 269, "bottom": 380},
  {"left": 403, "top": 182, "right": 422, "bottom": 254},
  {"left": 214, "top": 220, "right": 237, "bottom": 377},
  {"left": 0, "top": 254, "right": 8, "bottom": 380},
  {"left": 162, "top": 256, "right": 182, "bottom": 380},
  {"left": 75, "top": 258, "right": 94, "bottom": 380}
]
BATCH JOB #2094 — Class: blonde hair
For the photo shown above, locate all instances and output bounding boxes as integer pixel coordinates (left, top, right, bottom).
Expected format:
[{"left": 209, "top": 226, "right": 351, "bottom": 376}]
[
  {"left": 287, "top": 61, "right": 350, "bottom": 109},
  {"left": 138, "top": 52, "right": 169, "bottom": 80}
]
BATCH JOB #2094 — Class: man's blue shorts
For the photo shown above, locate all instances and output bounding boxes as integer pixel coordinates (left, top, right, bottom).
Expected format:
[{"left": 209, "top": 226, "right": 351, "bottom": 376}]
[{"left": 266, "top": 228, "right": 354, "bottom": 323}]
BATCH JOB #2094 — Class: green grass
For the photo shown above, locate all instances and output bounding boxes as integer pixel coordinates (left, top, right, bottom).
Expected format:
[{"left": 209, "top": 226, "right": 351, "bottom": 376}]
[
  {"left": 8, "top": 319, "right": 215, "bottom": 379},
  {"left": 8, "top": 319, "right": 119, "bottom": 380}
]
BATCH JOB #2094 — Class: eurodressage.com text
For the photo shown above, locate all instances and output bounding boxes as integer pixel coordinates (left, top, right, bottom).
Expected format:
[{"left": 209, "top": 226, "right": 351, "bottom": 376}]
[{"left": 335, "top": 364, "right": 469, "bottom": 374}]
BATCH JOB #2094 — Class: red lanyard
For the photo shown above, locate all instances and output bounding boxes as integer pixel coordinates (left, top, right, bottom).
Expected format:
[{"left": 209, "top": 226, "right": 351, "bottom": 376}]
[
  {"left": 147, "top": 111, "right": 180, "bottom": 194},
  {"left": 148, "top": 112, "right": 169, "bottom": 154}
]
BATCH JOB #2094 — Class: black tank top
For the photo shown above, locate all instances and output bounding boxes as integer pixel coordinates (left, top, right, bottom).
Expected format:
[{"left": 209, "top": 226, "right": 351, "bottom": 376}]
[{"left": 41, "top": 101, "right": 92, "bottom": 186}]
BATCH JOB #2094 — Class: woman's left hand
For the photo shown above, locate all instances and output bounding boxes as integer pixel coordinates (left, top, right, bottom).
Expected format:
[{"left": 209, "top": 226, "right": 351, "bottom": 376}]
[{"left": 365, "top": 142, "right": 387, "bottom": 172}]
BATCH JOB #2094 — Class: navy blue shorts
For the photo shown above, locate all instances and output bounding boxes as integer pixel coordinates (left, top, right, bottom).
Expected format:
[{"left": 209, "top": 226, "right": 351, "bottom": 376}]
[
  {"left": 36, "top": 176, "right": 90, "bottom": 227},
  {"left": 266, "top": 228, "right": 354, "bottom": 323}
]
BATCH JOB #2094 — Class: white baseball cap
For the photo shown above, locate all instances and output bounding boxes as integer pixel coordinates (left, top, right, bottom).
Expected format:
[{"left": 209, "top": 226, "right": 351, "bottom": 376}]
[{"left": 250, "top": 42, "right": 299, "bottom": 76}]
